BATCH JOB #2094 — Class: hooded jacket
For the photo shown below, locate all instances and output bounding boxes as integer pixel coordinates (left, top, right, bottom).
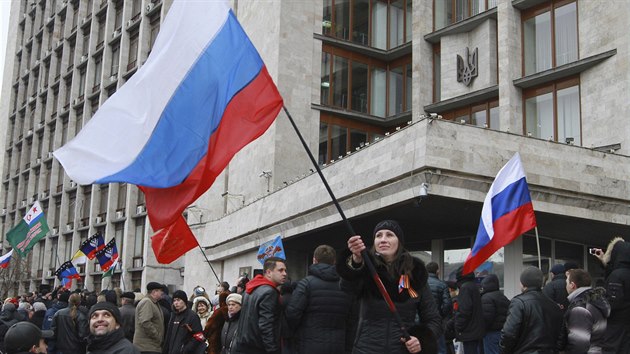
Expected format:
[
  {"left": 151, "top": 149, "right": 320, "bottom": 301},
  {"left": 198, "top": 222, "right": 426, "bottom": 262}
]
[
  {"left": 563, "top": 286, "right": 610, "bottom": 354},
  {"left": 193, "top": 297, "right": 211, "bottom": 329},
  {"left": 543, "top": 273, "right": 569, "bottom": 311},
  {"left": 601, "top": 237, "right": 630, "bottom": 325},
  {"left": 337, "top": 249, "right": 441, "bottom": 354},
  {"left": 453, "top": 270, "right": 485, "bottom": 341},
  {"left": 232, "top": 275, "right": 281, "bottom": 354},
  {"left": 480, "top": 274, "right": 509, "bottom": 331},
  {"left": 285, "top": 263, "right": 353, "bottom": 354}
]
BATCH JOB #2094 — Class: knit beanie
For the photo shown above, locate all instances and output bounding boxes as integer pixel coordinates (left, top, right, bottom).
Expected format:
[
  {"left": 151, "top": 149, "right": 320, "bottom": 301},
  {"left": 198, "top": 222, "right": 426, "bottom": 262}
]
[
  {"left": 172, "top": 290, "right": 188, "bottom": 303},
  {"left": 520, "top": 266, "right": 543, "bottom": 288},
  {"left": 226, "top": 293, "right": 242, "bottom": 305},
  {"left": 550, "top": 264, "right": 565, "bottom": 275},
  {"left": 89, "top": 301, "right": 121, "bottom": 324},
  {"left": 373, "top": 220, "right": 404, "bottom": 243}
]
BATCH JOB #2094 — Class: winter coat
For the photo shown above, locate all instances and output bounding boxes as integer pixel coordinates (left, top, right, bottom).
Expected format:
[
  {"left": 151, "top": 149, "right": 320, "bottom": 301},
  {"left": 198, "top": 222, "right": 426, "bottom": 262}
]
[
  {"left": 500, "top": 288, "right": 564, "bottom": 354},
  {"left": 453, "top": 272, "right": 484, "bottom": 341},
  {"left": 427, "top": 273, "right": 452, "bottom": 319},
  {"left": 0, "top": 304, "right": 20, "bottom": 353},
  {"left": 336, "top": 249, "right": 441, "bottom": 354},
  {"left": 163, "top": 307, "right": 206, "bottom": 354},
  {"left": 562, "top": 287, "right": 611, "bottom": 354},
  {"left": 219, "top": 312, "right": 240, "bottom": 354},
  {"left": 119, "top": 303, "right": 136, "bottom": 342},
  {"left": 30, "top": 309, "right": 46, "bottom": 329},
  {"left": 601, "top": 237, "right": 630, "bottom": 325},
  {"left": 543, "top": 274, "right": 569, "bottom": 311},
  {"left": 204, "top": 292, "right": 229, "bottom": 354},
  {"left": 232, "top": 275, "right": 283, "bottom": 354},
  {"left": 50, "top": 306, "right": 89, "bottom": 354},
  {"left": 285, "top": 263, "right": 353, "bottom": 354},
  {"left": 480, "top": 274, "right": 509, "bottom": 331},
  {"left": 86, "top": 327, "right": 140, "bottom": 354},
  {"left": 133, "top": 297, "right": 164, "bottom": 352},
  {"left": 42, "top": 300, "right": 67, "bottom": 353}
]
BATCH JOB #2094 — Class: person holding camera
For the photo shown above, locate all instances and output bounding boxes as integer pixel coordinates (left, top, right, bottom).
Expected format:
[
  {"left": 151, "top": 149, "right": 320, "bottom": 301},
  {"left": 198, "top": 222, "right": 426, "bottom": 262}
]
[{"left": 590, "top": 237, "right": 630, "bottom": 354}]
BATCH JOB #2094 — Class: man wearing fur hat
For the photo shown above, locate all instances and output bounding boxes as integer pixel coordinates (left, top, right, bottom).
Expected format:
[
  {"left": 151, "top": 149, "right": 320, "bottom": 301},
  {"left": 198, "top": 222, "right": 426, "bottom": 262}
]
[
  {"left": 163, "top": 290, "right": 206, "bottom": 354},
  {"left": 500, "top": 267, "right": 563, "bottom": 353},
  {"left": 86, "top": 302, "right": 139, "bottom": 354},
  {"left": 591, "top": 237, "right": 630, "bottom": 353},
  {"left": 119, "top": 292, "right": 136, "bottom": 342}
]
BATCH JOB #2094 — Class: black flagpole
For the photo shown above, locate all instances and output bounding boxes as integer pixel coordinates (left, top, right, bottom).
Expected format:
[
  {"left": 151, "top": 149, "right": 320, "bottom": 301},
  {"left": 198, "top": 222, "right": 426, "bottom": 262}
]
[{"left": 282, "top": 105, "right": 410, "bottom": 340}]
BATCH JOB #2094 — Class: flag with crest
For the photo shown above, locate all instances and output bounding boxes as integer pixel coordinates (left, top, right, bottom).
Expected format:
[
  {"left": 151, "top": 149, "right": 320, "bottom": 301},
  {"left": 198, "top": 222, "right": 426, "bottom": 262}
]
[
  {"left": 95, "top": 239, "right": 119, "bottom": 273},
  {"left": 80, "top": 232, "right": 106, "bottom": 259}
]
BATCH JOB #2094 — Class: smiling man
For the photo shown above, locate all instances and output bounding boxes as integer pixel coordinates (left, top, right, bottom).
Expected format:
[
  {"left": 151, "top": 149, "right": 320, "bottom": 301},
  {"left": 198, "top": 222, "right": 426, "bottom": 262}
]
[{"left": 86, "top": 302, "right": 140, "bottom": 354}]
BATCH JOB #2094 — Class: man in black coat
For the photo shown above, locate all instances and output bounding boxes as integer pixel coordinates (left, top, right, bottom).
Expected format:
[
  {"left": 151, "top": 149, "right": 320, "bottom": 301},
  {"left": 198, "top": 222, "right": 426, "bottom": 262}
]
[
  {"left": 232, "top": 257, "right": 287, "bottom": 354},
  {"left": 119, "top": 292, "right": 136, "bottom": 342},
  {"left": 480, "top": 274, "right": 509, "bottom": 354},
  {"left": 451, "top": 267, "right": 484, "bottom": 354},
  {"left": 592, "top": 237, "right": 630, "bottom": 353},
  {"left": 285, "top": 245, "right": 352, "bottom": 354},
  {"left": 500, "top": 267, "right": 563, "bottom": 354},
  {"left": 162, "top": 291, "right": 206, "bottom": 354},
  {"left": 543, "top": 264, "right": 569, "bottom": 311}
]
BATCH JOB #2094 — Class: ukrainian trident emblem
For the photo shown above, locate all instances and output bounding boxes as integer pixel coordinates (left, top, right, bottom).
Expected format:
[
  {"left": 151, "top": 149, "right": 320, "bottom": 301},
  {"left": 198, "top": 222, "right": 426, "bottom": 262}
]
[{"left": 457, "top": 47, "right": 478, "bottom": 86}]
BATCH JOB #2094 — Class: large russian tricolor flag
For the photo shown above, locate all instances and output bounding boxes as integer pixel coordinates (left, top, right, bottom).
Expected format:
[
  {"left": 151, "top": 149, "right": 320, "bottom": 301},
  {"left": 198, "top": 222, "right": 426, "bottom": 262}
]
[
  {"left": 463, "top": 153, "right": 537, "bottom": 274},
  {"left": 54, "top": 0, "right": 283, "bottom": 242}
]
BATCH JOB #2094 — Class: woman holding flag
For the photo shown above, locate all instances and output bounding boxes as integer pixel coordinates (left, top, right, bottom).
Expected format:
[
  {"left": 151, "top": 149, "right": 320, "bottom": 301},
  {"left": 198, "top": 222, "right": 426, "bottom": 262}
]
[{"left": 337, "top": 220, "right": 441, "bottom": 354}]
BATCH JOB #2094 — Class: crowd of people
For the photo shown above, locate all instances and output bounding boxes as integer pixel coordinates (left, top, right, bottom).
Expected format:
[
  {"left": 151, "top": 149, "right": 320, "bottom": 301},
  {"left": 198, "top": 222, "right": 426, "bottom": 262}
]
[{"left": 0, "top": 220, "right": 628, "bottom": 354}]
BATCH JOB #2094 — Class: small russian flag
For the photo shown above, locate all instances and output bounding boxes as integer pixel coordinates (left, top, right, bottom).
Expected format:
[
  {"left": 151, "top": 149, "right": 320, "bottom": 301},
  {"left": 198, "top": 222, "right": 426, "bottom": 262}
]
[{"left": 0, "top": 250, "right": 13, "bottom": 269}]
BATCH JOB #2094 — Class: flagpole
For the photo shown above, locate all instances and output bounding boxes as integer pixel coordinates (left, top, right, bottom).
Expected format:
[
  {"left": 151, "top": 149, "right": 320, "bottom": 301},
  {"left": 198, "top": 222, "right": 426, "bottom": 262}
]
[
  {"left": 197, "top": 245, "right": 220, "bottom": 284},
  {"left": 282, "top": 106, "right": 411, "bottom": 340},
  {"left": 535, "top": 226, "right": 541, "bottom": 269}
]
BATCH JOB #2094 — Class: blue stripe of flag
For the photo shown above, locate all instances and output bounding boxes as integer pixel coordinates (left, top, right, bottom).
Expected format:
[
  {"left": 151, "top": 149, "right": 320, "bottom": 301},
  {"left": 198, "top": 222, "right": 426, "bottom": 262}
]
[{"left": 97, "top": 11, "right": 263, "bottom": 187}]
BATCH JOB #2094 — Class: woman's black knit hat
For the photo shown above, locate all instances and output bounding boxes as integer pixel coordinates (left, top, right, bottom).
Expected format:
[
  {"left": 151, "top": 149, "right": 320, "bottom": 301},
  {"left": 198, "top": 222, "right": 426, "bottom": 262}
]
[{"left": 373, "top": 220, "right": 404, "bottom": 244}]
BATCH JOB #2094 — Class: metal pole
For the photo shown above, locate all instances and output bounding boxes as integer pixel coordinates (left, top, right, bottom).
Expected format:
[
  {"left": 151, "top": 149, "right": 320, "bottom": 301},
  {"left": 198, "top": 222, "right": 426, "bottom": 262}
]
[
  {"left": 197, "top": 245, "right": 221, "bottom": 284},
  {"left": 535, "top": 226, "right": 542, "bottom": 269},
  {"left": 282, "top": 105, "right": 410, "bottom": 340}
]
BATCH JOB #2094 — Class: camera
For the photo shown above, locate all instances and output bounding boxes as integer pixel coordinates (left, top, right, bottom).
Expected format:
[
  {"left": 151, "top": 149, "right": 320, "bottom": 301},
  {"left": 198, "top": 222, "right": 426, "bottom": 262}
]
[{"left": 589, "top": 248, "right": 599, "bottom": 256}]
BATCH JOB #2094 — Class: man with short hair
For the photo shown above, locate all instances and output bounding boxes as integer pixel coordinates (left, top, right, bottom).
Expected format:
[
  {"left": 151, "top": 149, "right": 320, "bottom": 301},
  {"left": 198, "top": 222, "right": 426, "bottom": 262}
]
[
  {"left": 162, "top": 290, "right": 205, "bottom": 354},
  {"left": 133, "top": 282, "right": 165, "bottom": 354},
  {"left": 564, "top": 268, "right": 610, "bottom": 353},
  {"left": 119, "top": 292, "right": 136, "bottom": 342},
  {"left": 500, "top": 267, "right": 564, "bottom": 353},
  {"left": 233, "top": 257, "right": 287, "bottom": 354},
  {"left": 4, "top": 321, "right": 54, "bottom": 354},
  {"left": 86, "top": 302, "right": 140, "bottom": 354},
  {"left": 285, "top": 245, "right": 352, "bottom": 354}
]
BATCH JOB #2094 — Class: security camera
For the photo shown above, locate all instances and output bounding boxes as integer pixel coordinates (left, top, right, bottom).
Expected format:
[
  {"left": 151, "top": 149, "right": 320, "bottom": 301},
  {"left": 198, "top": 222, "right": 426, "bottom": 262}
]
[{"left": 419, "top": 183, "right": 429, "bottom": 198}]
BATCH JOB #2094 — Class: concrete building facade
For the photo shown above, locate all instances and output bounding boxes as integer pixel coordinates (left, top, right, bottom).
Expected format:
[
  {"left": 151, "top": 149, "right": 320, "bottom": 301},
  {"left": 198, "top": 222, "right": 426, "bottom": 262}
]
[{"left": 1, "top": 0, "right": 629, "bottom": 298}]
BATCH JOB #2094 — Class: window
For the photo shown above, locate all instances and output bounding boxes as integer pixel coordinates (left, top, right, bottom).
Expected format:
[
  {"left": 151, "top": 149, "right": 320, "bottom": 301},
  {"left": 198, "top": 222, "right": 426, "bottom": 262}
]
[
  {"left": 323, "top": 0, "right": 412, "bottom": 50},
  {"left": 433, "top": 44, "right": 441, "bottom": 102},
  {"left": 96, "top": 16, "right": 105, "bottom": 48},
  {"left": 522, "top": 0, "right": 577, "bottom": 76},
  {"left": 127, "top": 31, "right": 139, "bottom": 71},
  {"left": 322, "top": 47, "right": 411, "bottom": 117},
  {"left": 148, "top": 15, "right": 160, "bottom": 53},
  {"left": 434, "top": 0, "right": 498, "bottom": 30},
  {"left": 110, "top": 45, "right": 119, "bottom": 75},
  {"left": 133, "top": 218, "right": 145, "bottom": 257},
  {"left": 524, "top": 77, "right": 580, "bottom": 145},
  {"left": 318, "top": 114, "right": 384, "bottom": 164},
  {"left": 440, "top": 99, "right": 499, "bottom": 129}
]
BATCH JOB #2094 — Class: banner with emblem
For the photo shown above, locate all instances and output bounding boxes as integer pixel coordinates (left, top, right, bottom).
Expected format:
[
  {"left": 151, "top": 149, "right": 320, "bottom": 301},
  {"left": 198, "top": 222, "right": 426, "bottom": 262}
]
[
  {"left": 6, "top": 201, "right": 50, "bottom": 258},
  {"left": 79, "top": 232, "right": 106, "bottom": 259},
  {"left": 256, "top": 235, "right": 286, "bottom": 265},
  {"left": 95, "top": 239, "right": 119, "bottom": 273}
]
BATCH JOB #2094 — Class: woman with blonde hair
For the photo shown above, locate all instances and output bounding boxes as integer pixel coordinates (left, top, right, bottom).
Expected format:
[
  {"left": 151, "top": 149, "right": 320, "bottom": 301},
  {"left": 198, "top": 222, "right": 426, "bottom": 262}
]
[{"left": 51, "top": 292, "right": 89, "bottom": 353}]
